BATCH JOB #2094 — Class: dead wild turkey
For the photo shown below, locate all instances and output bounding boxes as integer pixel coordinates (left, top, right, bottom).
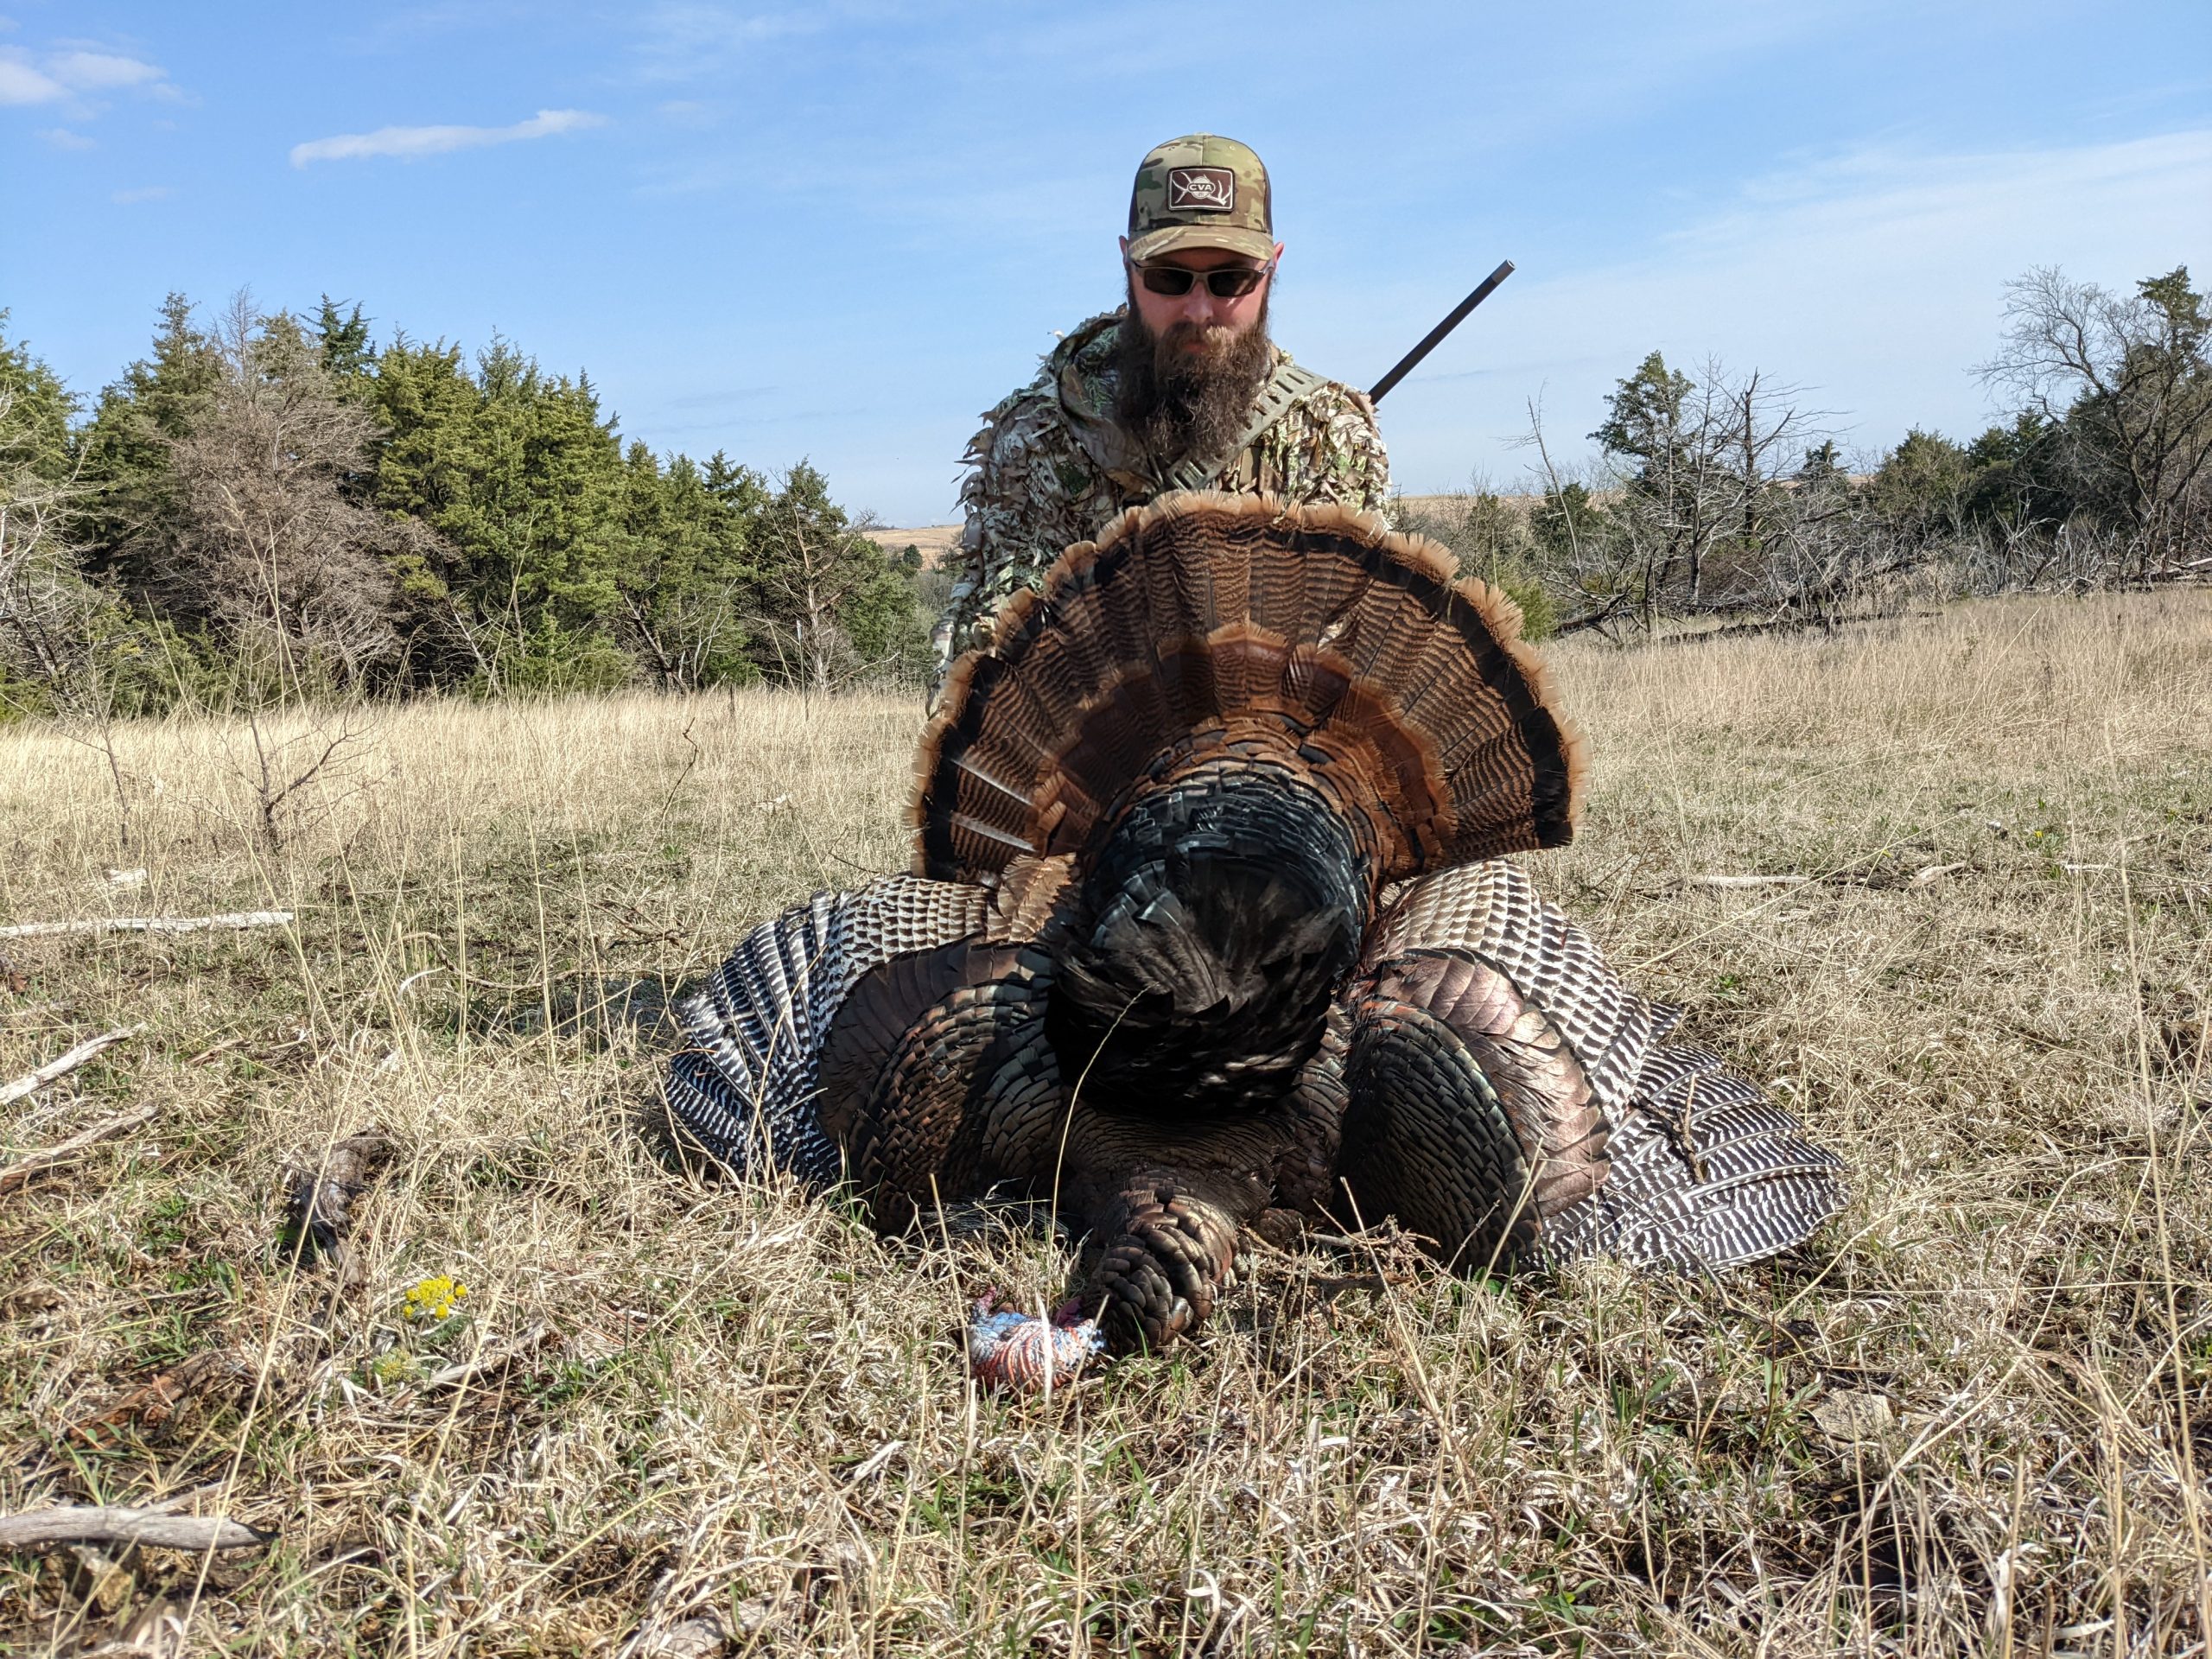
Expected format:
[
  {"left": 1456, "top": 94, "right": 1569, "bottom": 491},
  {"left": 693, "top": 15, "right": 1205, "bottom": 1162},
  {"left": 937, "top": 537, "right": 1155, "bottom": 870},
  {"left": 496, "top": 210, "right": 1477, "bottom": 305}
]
[{"left": 666, "top": 493, "right": 1844, "bottom": 1361}]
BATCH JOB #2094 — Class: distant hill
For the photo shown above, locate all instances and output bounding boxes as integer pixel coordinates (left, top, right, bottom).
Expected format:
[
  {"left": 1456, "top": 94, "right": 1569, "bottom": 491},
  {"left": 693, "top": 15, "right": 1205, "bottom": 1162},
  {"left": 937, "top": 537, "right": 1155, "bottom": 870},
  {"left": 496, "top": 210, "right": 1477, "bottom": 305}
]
[
  {"left": 863, "top": 495, "right": 1522, "bottom": 570},
  {"left": 862, "top": 523, "right": 964, "bottom": 569}
]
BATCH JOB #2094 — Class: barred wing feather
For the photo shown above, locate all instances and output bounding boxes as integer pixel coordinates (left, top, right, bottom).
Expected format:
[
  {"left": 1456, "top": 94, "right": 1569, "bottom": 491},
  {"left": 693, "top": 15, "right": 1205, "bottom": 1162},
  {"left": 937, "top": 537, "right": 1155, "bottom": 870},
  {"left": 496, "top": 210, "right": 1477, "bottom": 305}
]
[
  {"left": 1544, "top": 1044, "right": 1847, "bottom": 1270},
  {"left": 1338, "top": 861, "right": 1844, "bottom": 1271},
  {"left": 666, "top": 874, "right": 989, "bottom": 1184}
]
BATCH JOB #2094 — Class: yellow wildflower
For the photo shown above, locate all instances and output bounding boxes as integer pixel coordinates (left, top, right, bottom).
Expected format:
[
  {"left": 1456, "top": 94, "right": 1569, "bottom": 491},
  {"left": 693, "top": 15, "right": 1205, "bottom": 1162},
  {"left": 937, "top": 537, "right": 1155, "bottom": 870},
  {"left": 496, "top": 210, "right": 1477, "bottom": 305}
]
[{"left": 403, "top": 1274, "right": 468, "bottom": 1321}]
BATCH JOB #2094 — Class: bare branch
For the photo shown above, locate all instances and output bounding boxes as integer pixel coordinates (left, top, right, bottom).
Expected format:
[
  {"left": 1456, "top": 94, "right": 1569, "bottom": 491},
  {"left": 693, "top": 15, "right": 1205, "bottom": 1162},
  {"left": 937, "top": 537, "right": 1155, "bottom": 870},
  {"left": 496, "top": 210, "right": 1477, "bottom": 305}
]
[
  {"left": 0, "top": 1505, "right": 266, "bottom": 1553},
  {"left": 0, "top": 1102, "right": 159, "bottom": 1198},
  {"left": 0, "top": 1024, "right": 143, "bottom": 1107},
  {"left": 0, "top": 910, "right": 295, "bottom": 939}
]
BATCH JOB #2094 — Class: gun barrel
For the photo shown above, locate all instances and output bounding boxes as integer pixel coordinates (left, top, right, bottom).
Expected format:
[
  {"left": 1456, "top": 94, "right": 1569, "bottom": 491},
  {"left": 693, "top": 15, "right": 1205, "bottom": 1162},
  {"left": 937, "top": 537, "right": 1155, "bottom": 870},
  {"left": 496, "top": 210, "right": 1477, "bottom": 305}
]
[{"left": 1367, "top": 259, "right": 1516, "bottom": 405}]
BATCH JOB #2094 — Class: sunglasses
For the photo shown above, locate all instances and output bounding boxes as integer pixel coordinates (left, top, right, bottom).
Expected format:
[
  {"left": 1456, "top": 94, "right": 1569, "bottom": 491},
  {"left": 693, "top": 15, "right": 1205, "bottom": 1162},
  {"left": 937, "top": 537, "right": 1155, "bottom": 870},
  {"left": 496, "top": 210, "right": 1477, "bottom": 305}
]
[{"left": 1128, "top": 258, "right": 1274, "bottom": 298}]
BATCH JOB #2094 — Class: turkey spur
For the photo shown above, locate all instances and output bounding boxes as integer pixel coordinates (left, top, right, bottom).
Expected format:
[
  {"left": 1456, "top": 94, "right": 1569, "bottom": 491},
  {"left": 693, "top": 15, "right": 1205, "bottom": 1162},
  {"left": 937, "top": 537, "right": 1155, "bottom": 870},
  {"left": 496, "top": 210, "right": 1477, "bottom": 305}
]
[{"left": 667, "top": 493, "right": 1844, "bottom": 1356}]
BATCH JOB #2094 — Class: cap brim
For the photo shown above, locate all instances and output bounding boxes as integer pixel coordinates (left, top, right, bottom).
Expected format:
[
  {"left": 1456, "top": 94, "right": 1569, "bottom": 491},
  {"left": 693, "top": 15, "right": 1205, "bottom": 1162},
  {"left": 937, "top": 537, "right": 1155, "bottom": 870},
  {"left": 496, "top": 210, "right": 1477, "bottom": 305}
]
[{"left": 1127, "top": 225, "right": 1276, "bottom": 264}]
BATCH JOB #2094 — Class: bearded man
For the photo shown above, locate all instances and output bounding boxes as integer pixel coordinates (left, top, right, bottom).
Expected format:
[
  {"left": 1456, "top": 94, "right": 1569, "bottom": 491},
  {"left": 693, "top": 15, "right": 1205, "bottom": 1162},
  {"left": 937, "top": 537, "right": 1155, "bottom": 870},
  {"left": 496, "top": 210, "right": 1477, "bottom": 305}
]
[{"left": 934, "top": 133, "right": 1391, "bottom": 675}]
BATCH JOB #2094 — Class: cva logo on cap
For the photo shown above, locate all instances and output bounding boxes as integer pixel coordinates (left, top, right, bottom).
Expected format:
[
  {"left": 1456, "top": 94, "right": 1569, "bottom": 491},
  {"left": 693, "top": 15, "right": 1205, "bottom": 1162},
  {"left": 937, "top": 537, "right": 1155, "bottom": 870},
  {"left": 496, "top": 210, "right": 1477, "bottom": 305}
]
[{"left": 1166, "top": 167, "right": 1236, "bottom": 213}]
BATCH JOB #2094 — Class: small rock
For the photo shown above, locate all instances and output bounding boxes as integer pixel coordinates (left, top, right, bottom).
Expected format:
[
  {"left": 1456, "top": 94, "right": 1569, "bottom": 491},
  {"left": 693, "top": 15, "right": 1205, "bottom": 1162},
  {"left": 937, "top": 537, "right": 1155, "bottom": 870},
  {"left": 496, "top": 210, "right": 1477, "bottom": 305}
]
[
  {"left": 1812, "top": 1388, "right": 1896, "bottom": 1444},
  {"left": 636, "top": 1614, "right": 727, "bottom": 1658}
]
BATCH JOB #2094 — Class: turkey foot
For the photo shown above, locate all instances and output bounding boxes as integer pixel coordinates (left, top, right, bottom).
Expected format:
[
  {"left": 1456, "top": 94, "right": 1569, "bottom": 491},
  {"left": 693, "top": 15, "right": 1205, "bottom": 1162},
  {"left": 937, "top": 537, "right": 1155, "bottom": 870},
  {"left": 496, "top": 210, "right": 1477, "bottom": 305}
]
[{"left": 1084, "top": 1182, "right": 1243, "bottom": 1354}]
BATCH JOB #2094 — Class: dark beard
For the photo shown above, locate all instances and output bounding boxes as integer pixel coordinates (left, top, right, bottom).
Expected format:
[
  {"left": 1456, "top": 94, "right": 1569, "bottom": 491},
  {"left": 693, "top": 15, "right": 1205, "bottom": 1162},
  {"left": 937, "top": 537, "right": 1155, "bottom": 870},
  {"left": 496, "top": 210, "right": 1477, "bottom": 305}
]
[{"left": 1111, "top": 281, "right": 1274, "bottom": 472}]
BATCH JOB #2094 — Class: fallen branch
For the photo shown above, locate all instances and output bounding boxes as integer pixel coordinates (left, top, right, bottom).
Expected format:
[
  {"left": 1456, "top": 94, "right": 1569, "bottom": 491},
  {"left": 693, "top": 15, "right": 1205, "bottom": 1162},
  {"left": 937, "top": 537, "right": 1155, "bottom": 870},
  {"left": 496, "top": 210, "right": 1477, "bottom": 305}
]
[
  {"left": 1554, "top": 592, "right": 1631, "bottom": 640},
  {"left": 0, "top": 1102, "right": 159, "bottom": 1198},
  {"left": 0, "top": 1024, "right": 144, "bottom": 1108},
  {"left": 0, "top": 911, "right": 294, "bottom": 941},
  {"left": 1909, "top": 862, "right": 1968, "bottom": 887},
  {"left": 1683, "top": 874, "right": 1812, "bottom": 889},
  {"left": 284, "top": 1129, "right": 396, "bottom": 1264},
  {"left": 0, "top": 1504, "right": 267, "bottom": 1553}
]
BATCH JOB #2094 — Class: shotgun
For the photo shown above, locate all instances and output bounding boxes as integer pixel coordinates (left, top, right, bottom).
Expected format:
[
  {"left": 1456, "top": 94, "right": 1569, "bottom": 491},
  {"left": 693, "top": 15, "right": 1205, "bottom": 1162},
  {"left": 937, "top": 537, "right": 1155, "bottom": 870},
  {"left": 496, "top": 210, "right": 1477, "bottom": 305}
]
[{"left": 1368, "top": 259, "right": 1515, "bottom": 404}]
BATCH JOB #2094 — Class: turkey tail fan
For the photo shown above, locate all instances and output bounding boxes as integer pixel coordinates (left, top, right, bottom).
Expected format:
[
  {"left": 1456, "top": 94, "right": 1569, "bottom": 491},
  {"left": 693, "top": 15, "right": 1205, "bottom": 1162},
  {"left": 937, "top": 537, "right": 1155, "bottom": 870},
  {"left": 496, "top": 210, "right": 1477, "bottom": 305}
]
[
  {"left": 1543, "top": 1044, "right": 1848, "bottom": 1272},
  {"left": 912, "top": 492, "right": 1587, "bottom": 887}
]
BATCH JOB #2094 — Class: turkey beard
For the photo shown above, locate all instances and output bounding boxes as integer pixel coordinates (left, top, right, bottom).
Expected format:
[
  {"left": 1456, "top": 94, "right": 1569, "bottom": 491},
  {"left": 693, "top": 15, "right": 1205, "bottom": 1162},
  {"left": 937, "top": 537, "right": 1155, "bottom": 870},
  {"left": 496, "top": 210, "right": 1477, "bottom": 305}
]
[{"left": 1112, "top": 283, "right": 1276, "bottom": 474}]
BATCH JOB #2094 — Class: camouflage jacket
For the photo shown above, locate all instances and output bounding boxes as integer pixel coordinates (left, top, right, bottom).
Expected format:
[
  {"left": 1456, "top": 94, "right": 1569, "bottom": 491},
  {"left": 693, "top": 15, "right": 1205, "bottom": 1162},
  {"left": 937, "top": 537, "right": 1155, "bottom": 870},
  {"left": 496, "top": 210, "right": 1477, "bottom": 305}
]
[{"left": 936, "top": 308, "right": 1390, "bottom": 671}]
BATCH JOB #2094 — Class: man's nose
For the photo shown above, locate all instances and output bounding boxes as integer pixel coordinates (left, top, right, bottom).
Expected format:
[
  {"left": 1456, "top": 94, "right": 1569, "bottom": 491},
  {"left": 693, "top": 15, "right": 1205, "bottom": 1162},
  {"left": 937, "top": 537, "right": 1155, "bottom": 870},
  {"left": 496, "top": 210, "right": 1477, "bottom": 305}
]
[{"left": 1179, "top": 286, "right": 1222, "bottom": 324}]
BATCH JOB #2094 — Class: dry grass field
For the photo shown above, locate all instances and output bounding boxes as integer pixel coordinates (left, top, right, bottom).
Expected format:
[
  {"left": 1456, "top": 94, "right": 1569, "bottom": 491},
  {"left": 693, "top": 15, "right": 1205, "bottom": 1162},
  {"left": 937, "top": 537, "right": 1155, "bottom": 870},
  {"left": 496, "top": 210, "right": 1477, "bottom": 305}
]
[{"left": 3, "top": 591, "right": 2209, "bottom": 1657}]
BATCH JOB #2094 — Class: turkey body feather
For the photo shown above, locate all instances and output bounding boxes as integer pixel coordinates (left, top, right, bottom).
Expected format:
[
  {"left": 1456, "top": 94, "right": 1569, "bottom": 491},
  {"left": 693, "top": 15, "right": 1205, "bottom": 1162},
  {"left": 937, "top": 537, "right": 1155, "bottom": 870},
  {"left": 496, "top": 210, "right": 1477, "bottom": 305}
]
[{"left": 668, "top": 495, "right": 1844, "bottom": 1357}]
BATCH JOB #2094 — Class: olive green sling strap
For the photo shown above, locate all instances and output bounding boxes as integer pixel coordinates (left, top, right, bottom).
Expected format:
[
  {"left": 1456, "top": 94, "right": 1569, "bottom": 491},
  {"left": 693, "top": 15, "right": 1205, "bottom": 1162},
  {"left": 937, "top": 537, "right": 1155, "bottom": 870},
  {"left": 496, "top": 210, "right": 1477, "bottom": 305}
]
[{"left": 1159, "top": 359, "right": 1332, "bottom": 494}]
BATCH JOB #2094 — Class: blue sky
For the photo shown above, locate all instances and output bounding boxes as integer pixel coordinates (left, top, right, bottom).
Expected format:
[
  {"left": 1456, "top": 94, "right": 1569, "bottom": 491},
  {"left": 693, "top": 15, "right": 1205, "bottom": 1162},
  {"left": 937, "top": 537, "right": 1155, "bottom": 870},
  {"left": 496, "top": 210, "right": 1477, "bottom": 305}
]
[{"left": 3, "top": 1, "right": 2208, "bottom": 525}]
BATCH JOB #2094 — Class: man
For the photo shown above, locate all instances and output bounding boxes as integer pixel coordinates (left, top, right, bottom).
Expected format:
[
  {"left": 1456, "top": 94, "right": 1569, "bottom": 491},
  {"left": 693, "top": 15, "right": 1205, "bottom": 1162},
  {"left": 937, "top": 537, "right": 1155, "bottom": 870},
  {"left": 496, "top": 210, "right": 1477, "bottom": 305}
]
[{"left": 934, "top": 133, "right": 1391, "bottom": 674}]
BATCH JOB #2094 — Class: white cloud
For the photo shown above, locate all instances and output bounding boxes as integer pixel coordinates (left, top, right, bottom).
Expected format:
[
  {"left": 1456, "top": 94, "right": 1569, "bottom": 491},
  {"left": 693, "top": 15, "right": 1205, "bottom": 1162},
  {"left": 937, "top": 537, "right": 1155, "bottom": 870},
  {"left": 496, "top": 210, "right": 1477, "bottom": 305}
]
[
  {"left": 0, "top": 51, "right": 61, "bottom": 102},
  {"left": 37, "top": 124, "right": 94, "bottom": 149},
  {"left": 48, "top": 48, "right": 163, "bottom": 90},
  {"left": 111, "top": 184, "right": 172, "bottom": 204},
  {"left": 0, "top": 43, "right": 166, "bottom": 104},
  {"left": 289, "top": 107, "right": 607, "bottom": 167}
]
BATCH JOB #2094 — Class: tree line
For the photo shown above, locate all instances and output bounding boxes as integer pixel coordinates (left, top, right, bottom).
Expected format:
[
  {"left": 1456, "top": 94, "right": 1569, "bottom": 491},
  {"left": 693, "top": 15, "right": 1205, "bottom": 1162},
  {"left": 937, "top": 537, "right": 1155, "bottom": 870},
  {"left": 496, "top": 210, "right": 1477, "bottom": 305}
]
[
  {"left": 6, "top": 264, "right": 2203, "bottom": 721},
  {"left": 0, "top": 292, "right": 938, "bottom": 720},
  {"left": 1404, "top": 264, "right": 2210, "bottom": 639}
]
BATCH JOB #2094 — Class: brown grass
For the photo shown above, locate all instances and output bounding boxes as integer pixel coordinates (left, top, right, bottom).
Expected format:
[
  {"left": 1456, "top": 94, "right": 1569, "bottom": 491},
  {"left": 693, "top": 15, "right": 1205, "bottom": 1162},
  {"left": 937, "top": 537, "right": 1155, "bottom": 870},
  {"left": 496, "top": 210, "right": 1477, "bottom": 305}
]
[{"left": 2, "top": 592, "right": 2209, "bottom": 1656}]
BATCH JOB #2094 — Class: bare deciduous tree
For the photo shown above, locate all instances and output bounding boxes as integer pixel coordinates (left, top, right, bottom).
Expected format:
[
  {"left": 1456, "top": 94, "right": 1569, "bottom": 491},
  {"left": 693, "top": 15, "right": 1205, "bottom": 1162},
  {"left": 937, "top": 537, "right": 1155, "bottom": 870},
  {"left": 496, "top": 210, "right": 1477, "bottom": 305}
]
[
  {"left": 1519, "top": 365, "right": 1861, "bottom": 633},
  {"left": 237, "top": 702, "right": 378, "bottom": 853},
  {"left": 1592, "top": 356, "right": 1830, "bottom": 625},
  {"left": 159, "top": 294, "right": 407, "bottom": 696},
  {"left": 0, "top": 385, "right": 96, "bottom": 697},
  {"left": 618, "top": 575, "right": 753, "bottom": 693},
  {"left": 1980, "top": 266, "right": 2212, "bottom": 581}
]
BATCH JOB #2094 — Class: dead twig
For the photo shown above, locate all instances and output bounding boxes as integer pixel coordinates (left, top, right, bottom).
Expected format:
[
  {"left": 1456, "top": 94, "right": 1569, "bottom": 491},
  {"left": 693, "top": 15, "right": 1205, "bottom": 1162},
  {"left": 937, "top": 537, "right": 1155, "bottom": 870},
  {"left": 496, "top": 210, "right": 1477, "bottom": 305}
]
[
  {"left": 1682, "top": 874, "right": 1812, "bottom": 889},
  {"left": 0, "top": 1022, "right": 143, "bottom": 1106},
  {"left": 183, "top": 1034, "right": 245, "bottom": 1068},
  {"left": 0, "top": 1102, "right": 158, "bottom": 1198},
  {"left": 1909, "top": 861, "right": 1969, "bottom": 887},
  {"left": 0, "top": 1505, "right": 268, "bottom": 1553},
  {"left": 0, "top": 911, "right": 295, "bottom": 941}
]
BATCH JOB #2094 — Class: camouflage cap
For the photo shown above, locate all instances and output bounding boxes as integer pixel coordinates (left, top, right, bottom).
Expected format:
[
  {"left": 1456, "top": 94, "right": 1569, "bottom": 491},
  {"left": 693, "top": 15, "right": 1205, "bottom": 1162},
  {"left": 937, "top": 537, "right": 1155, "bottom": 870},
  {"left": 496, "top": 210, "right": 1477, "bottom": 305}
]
[{"left": 1127, "top": 133, "right": 1274, "bottom": 264}]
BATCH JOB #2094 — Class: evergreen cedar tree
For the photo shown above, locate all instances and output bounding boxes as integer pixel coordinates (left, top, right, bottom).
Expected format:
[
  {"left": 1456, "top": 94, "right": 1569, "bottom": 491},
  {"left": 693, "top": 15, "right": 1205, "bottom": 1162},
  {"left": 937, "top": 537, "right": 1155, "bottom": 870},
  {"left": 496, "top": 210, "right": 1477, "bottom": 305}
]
[{"left": 5, "top": 294, "right": 932, "bottom": 714}]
